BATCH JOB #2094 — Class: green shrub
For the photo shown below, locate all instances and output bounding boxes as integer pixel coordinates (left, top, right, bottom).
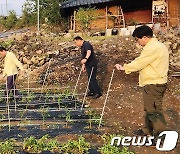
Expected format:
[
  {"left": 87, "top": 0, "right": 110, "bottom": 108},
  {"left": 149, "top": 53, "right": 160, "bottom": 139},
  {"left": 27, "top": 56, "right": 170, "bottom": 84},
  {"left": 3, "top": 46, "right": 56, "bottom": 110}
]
[
  {"left": 0, "top": 139, "right": 18, "bottom": 154},
  {"left": 0, "top": 40, "right": 14, "bottom": 48},
  {"left": 98, "top": 134, "right": 135, "bottom": 154},
  {"left": 0, "top": 11, "right": 17, "bottom": 29},
  {"left": 60, "top": 135, "right": 90, "bottom": 154},
  {"left": 23, "top": 134, "right": 61, "bottom": 153},
  {"left": 76, "top": 7, "right": 98, "bottom": 32}
]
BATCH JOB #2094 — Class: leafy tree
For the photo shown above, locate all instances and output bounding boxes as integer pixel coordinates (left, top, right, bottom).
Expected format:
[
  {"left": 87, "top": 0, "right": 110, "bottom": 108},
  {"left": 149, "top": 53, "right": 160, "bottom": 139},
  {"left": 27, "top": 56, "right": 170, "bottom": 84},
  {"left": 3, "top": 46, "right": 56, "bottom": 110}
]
[
  {"left": 76, "top": 7, "right": 98, "bottom": 32},
  {"left": 22, "top": 0, "right": 66, "bottom": 25},
  {"left": 0, "top": 11, "right": 17, "bottom": 29}
]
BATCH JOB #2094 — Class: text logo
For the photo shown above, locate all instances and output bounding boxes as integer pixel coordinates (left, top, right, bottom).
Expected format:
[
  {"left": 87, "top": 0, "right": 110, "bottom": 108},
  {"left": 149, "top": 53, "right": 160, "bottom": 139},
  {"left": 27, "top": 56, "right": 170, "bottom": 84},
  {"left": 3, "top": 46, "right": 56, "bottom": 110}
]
[
  {"left": 111, "top": 131, "right": 178, "bottom": 151},
  {"left": 156, "top": 131, "right": 178, "bottom": 151}
]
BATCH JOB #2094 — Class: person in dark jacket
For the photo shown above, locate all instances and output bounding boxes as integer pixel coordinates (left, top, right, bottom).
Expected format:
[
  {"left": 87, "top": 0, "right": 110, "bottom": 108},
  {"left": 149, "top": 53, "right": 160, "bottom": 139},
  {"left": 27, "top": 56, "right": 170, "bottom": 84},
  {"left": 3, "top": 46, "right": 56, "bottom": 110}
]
[{"left": 74, "top": 36, "right": 102, "bottom": 99}]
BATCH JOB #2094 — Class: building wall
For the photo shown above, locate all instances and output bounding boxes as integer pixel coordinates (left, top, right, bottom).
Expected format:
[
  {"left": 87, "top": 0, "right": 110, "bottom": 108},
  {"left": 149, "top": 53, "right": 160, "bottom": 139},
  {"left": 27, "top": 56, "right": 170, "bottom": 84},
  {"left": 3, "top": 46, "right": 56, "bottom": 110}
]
[
  {"left": 74, "top": 0, "right": 179, "bottom": 31},
  {"left": 75, "top": 6, "right": 115, "bottom": 31},
  {"left": 124, "top": 10, "right": 152, "bottom": 24},
  {"left": 168, "top": 0, "right": 179, "bottom": 26},
  {"left": 75, "top": 5, "right": 152, "bottom": 31}
]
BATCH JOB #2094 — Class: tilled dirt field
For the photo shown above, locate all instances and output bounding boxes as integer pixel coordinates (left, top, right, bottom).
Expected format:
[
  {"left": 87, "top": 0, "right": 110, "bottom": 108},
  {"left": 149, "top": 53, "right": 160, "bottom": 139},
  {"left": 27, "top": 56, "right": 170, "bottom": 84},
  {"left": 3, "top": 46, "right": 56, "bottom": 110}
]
[{"left": 0, "top": 31, "right": 179, "bottom": 154}]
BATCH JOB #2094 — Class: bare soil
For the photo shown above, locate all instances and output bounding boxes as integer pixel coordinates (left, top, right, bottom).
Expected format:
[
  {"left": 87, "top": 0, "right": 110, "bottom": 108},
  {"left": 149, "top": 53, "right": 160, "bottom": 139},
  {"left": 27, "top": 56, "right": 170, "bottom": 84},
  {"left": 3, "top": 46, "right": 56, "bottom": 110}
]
[{"left": 0, "top": 35, "right": 179, "bottom": 154}]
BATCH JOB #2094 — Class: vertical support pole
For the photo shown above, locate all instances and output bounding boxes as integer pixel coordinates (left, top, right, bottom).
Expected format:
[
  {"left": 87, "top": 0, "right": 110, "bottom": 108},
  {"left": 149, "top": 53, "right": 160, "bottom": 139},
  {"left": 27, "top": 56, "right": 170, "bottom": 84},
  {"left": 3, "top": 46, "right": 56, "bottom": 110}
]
[
  {"left": 5, "top": 0, "right": 8, "bottom": 15},
  {"left": 81, "top": 67, "right": 94, "bottom": 110},
  {"left": 28, "top": 64, "right": 30, "bottom": 96},
  {"left": 73, "top": 9, "right": 76, "bottom": 32},
  {"left": 105, "top": 6, "right": 108, "bottom": 30},
  {"left": 37, "top": 0, "right": 40, "bottom": 31},
  {"left": 13, "top": 75, "right": 16, "bottom": 112},
  {"left": 70, "top": 15, "right": 73, "bottom": 30},
  {"left": 166, "top": 0, "right": 169, "bottom": 26},
  {"left": 117, "top": 6, "right": 120, "bottom": 16},
  {"left": 6, "top": 78, "right": 10, "bottom": 131},
  {"left": 73, "top": 68, "right": 82, "bottom": 110},
  {"left": 1, "top": 5, "right": 3, "bottom": 15},
  {"left": 40, "top": 58, "right": 52, "bottom": 99},
  {"left": 152, "top": 1, "right": 154, "bottom": 23},
  {"left": 98, "top": 69, "right": 115, "bottom": 128},
  {"left": 73, "top": 68, "right": 82, "bottom": 96}
]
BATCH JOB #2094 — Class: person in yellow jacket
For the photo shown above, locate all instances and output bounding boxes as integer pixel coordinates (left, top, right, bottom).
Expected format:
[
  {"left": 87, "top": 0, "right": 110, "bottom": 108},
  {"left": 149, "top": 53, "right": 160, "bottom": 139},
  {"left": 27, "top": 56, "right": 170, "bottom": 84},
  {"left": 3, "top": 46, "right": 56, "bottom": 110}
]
[
  {"left": 0, "top": 46, "right": 24, "bottom": 98},
  {"left": 115, "top": 25, "right": 169, "bottom": 139}
]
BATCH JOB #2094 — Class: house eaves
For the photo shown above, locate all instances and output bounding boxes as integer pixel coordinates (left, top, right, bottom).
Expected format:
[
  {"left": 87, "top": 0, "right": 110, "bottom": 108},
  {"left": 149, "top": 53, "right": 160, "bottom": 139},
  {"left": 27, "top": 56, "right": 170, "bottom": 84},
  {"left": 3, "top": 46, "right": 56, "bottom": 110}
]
[{"left": 60, "top": 0, "right": 114, "bottom": 8}]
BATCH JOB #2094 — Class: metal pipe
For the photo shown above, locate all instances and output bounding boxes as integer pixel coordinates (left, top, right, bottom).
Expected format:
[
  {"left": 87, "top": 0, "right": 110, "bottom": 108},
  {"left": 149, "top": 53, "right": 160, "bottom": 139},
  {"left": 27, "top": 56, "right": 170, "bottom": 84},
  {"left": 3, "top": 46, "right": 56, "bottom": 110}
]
[
  {"left": 81, "top": 67, "right": 94, "bottom": 110},
  {"left": 98, "top": 69, "right": 115, "bottom": 128},
  {"left": 73, "top": 68, "right": 82, "bottom": 96},
  {"left": 27, "top": 64, "right": 30, "bottom": 95},
  {"left": 13, "top": 75, "right": 16, "bottom": 112},
  {"left": 40, "top": 58, "right": 52, "bottom": 99},
  {"left": 5, "top": 78, "right": 11, "bottom": 131},
  {"left": 37, "top": 0, "right": 40, "bottom": 31}
]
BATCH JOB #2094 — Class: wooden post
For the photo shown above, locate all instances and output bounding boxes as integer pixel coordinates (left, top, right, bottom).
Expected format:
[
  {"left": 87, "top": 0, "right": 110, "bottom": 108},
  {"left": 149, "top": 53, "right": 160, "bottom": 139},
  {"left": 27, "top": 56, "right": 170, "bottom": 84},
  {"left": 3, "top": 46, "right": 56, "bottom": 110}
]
[
  {"left": 73, "top": 9, "right": 76, "bottom": 32},
  {"left": 105, "top": 6, "right": 108, "bottom": 30},
  {"left": 117, "top": 6, "right": 120, "bottom": 16},
  {"left": 70, "top": 16, "right": 72, "bottom": 30},
  {"left": 152, "top": 1, "right": 154, "bottom": 23},
  {"left": 166, "top": 0, "right": 169, "bottom": 26}
]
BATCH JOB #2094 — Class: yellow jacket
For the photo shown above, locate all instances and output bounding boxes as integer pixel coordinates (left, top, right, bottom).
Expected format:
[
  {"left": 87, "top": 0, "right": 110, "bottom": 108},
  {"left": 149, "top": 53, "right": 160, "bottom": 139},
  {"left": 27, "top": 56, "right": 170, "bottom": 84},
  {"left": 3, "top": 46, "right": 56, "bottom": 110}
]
[
  {"left": 3, "top": 51, "right": 24, "bottom": 77},
  {"left": 124, "top": 38, "right": 169, "bottom": 87}
]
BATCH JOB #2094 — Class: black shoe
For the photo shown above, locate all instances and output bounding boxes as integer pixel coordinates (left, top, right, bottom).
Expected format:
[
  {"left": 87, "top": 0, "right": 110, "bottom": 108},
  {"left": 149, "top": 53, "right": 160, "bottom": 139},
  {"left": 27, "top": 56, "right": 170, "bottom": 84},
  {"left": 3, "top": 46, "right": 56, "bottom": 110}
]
[
  {"left": 133, "top": 129, "right": 147, "bottom": 136},
  {"left": 93, "top": 93, "right": 102, "bottom": 99},
  {"left": 86, "top": 92, "right": 95, "bottom": 97}
]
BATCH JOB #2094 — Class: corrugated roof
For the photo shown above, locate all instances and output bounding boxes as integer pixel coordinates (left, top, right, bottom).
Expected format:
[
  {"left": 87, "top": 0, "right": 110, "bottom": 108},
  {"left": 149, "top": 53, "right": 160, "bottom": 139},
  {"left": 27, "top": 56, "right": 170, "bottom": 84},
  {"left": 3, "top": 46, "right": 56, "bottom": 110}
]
[{"left": 60, "top": 0, "right": 113, "bottom": 8}]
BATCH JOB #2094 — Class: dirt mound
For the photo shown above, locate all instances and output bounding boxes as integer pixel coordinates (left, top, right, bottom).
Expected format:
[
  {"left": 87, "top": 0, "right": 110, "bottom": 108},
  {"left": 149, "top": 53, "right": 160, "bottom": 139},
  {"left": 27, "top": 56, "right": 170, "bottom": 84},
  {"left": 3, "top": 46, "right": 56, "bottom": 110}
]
[{"left": 0, "top": 28, "right": 179, "bottom": 86}]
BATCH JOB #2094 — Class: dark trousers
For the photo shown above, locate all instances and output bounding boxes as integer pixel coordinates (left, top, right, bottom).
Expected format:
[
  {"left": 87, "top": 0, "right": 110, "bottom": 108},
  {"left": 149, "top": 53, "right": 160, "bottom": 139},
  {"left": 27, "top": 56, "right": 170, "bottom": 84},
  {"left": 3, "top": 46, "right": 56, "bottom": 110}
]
[
  {"left": 86, "top": 65, "right": 101, "bottom": 95},
  {"left": 4, "top": 74, "right": 19, "bottom": 97},
  {"left": 143, "top": 84, "right": 167, "bottom": 136}
]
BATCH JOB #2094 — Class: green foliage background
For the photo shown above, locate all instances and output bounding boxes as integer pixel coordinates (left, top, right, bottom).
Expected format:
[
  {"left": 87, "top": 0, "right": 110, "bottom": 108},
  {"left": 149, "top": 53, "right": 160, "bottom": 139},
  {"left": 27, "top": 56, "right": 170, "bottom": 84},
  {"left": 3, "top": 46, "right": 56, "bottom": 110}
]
[{"left": 0, "top": 0, "right": 66, "bottom": 30}]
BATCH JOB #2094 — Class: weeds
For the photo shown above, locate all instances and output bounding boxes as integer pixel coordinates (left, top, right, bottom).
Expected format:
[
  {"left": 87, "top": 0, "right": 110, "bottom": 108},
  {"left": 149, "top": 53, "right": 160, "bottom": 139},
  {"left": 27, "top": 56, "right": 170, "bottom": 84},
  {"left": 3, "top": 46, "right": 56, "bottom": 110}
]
[
  {"left": 65, "top": 108, "right": 71, "bottom": 127},
  {"left": 0, "top": 113, "right": 5, "bottom": 121},
  {"left": 57, "top": 94, "right": 63, "bottom": 110},
  {"left": 64, "top": 87, "right": 72, "bottom": 99},
  {"left": 0, "top": 139, "right": 18, "bottom": 154},
  {"left": 46, "top": 139, "right": 60, "bottom": 152},
  {"left": 98, "top": 134, "right": 134, "bottom": 154},
  {"left": 23, "top": 134, "right": 61, "bottom": 153},
  {"left": 19, "top": 110, "right": 26, "bottom": 126},
  {"left": 45, "top": 92, "right": 51, "bottom": 103},
  {"left": 26, "top": 92, "right": 34, "bottom": 109},
  {"left": 0, "top": 40, "right": 14, "bottom": 48},
  {"left": 60, "top": 135, "right": 90, "bottom": 154},
  {"left": 87, "top": 108, "right": 101, "bottom": 129},
  {"left": 23, "top": 135, "right": 47, "bottom": 153},
  {"left": 40, "top": 106, "right": 50, "bottom": 127}
]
